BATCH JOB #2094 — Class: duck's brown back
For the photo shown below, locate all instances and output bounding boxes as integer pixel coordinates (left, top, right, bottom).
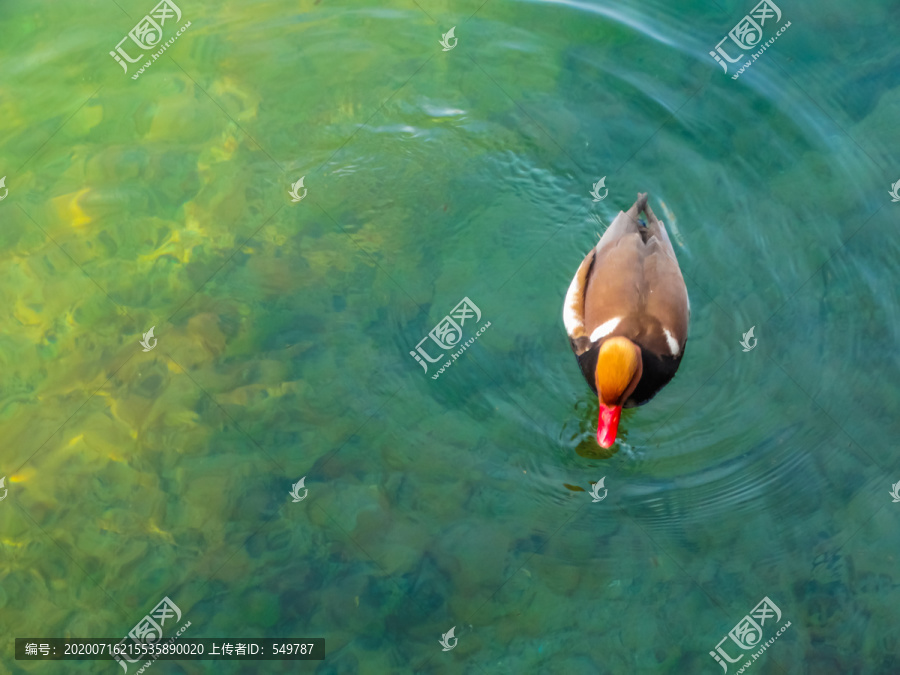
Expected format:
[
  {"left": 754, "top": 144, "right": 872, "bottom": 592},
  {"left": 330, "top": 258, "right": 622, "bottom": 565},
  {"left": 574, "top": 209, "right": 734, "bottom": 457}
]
[{"left": 564, "top": 193, "right": 690, "bottom": 405}]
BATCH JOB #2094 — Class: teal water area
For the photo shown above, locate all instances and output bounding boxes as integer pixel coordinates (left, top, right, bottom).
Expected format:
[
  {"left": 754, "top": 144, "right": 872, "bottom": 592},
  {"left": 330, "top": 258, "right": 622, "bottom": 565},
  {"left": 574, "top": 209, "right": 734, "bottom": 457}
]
[{"left": 1, "top": 0, "right": 899, "bottom": 673}]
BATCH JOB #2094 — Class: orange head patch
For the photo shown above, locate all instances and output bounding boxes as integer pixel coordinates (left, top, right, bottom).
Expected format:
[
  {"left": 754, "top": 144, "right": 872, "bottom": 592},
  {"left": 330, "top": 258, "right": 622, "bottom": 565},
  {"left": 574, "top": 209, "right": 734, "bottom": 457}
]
[{"left": 595, "top": 337, "right": 641, "bottom": 406}]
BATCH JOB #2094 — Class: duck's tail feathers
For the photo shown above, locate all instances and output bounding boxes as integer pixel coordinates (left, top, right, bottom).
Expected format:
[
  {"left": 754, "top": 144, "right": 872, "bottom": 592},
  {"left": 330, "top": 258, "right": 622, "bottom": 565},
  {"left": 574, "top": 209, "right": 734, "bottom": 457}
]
[
  {"left": 635, "top": 192, "right": 649, "bottom": 215},
  {"left": 626, "top": 192, "right": 659, "bottom": 232},
  {"left": 626, "top": 192, "right": 652, "bottom": 223},
  {"left": 625, "top": 192, "right": 674, "bottom": 249},
  {"left": 599, "top": 192, "right": 661, "bottom": 248}
]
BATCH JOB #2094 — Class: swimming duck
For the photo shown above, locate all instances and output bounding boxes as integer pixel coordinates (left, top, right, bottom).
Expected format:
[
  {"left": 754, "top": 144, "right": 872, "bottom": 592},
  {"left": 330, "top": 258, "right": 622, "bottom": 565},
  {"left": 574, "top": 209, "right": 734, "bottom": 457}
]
[{"left": 563, "top": 193, "right": 689, "bottom": 447}]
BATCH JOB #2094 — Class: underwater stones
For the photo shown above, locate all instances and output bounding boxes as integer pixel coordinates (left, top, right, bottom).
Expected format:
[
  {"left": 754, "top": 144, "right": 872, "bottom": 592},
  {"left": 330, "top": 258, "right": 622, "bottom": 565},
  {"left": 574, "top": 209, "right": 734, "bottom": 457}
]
[
  {"left": 434, "top": 522, "right": 510, "bottom": 597},
  {"left": 246, "top": 520, "right": 294, "bottom": 562},
  {"left": 243, "top": 590, "right": 280, "bottom": 629},
  {"left": 488, "top": 566, "right": 536, "bottom": 616},
  {"left": 540, "top": 653, "right": 602, "bottom": 674},
  {"left": 316, "top": 452, "right": 349, "bottom": 480},
  {"left": 545, "top": 525, "right": 600, "bottom": 565},
  {"left": 399, "top": 554, "right": 452, "bottom": 621},
  {"left": 359, "top": 574, "right": 403, "bottom": 616},
  {"left": 180, "top": 311, "right": 229, "bottom": 363},
  {"left": 351, "top": 500, "right": 390, "bottom": 543},
  {"left": 180, "top": 471, "right": 231, "bottom": 526},
  {"left": 277, "top": 586, "right": 316, "bottom": 627},
  {"left": 316, "top": 646, "right": 359, "bottom": 675},
  {"left": 532, "top": 560, "right": 582, "bottom": 597},
  {"left": 2, "top": 569, "right": 70, "bottom": 637},
  {"left": 370, "top": 526, "right": 424, "bottom": 578},
  {"left": 804, "top": 647, "right": 857, "bottom": 674},
  {"left": 306, "top": 499, "right": 330, "bottom": 528},
  {"left": 324, "top": 586, "right": 375, "bottom": 638},
  {"left": 603, "top": 577, "right": 627, "bottom": 601},
  {"left": 492, "top": 602, "right": 538, "bottom": 646},
  {"left": 321, "top": 481, "right": 386, "bottom": 541},
  {"left": 132, "top": 368, "right": 166, "bottom": 399},
  {"left": 380, "top": 442, "right": 419, "bottom": 474},
  {"left": 65, "top": 614, "right": 110, "bottom": 642},
  {"left": 318, "top": 626, "right": 354, "bottom": 660}
]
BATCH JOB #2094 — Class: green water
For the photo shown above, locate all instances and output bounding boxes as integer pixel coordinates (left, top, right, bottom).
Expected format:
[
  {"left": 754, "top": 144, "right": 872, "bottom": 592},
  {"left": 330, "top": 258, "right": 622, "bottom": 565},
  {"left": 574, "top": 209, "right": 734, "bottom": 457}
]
[{"left": 1, "top": 0, "right": 899, "bottom": 673}]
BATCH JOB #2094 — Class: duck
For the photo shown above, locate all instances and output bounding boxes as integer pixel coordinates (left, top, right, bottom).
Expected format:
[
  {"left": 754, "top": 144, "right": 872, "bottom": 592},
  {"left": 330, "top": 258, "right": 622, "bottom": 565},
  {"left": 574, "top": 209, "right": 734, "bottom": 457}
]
[{"left": 563, "top": 192, "right": 689, "bottom": 448}]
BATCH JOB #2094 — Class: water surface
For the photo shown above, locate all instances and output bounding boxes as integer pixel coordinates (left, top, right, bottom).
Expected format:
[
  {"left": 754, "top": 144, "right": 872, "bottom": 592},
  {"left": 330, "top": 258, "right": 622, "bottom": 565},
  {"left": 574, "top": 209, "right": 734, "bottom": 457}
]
[{"left": 1, "top": 0, "right": 899, "bottom": 673}]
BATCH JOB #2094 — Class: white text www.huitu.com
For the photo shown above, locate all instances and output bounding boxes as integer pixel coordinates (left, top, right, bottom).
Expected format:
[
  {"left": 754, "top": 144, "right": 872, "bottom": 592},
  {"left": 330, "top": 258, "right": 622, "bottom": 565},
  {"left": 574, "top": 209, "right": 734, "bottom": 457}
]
[
  {"left": 431, "top": 322, "right": 492, "bottom": 380},
  {"left": 131, "top": 21, "right": 192, "bottom": 80},
  {"left": 735, "top": 621, "right": 791, "bottom": 673},
  {"left": 732, "top": 21, "right": 792, "bottom": 80}
]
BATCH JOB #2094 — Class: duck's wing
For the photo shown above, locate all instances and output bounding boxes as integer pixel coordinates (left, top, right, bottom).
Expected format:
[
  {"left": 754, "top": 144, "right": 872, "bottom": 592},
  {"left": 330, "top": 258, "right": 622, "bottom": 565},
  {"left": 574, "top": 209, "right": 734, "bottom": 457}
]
[
  {"left": 581, "top": 206, "right": 646, "bottom": 342},
  {"left": 584, "top": 194, "right": 689, "bottom": 357},
  {"left": 637, "top": 200, "right": 690, "bottom": 356},
  {"left": 563, "top": 248, "right": 595, "bottom": 355},
  {"left": 563, "top": 199, "right": 640, "bottom": 346},
  {"left": 565, "top": 193, "right": 690, "bottom": 357}
]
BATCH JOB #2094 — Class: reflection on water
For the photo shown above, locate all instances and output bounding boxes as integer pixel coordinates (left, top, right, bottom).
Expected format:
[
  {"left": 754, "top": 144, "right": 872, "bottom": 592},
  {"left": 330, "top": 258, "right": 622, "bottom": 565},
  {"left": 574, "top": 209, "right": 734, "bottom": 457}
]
[{"left": 1, "top": 0, "right": 899, "bottom": 672}]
